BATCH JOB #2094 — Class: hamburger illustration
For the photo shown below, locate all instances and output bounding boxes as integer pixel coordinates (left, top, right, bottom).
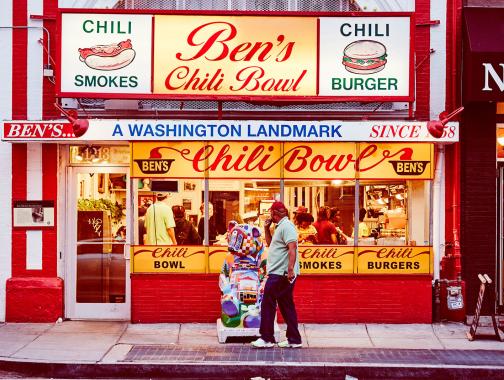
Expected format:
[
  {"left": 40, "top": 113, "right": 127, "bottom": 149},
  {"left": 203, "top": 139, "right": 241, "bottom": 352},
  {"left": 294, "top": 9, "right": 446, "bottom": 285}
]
[
  {"left": 78, "top": 39, "right": 135, "bottom": 71},
  {"left": 342, "top": 40, "right": 387, "bottom": 75}
]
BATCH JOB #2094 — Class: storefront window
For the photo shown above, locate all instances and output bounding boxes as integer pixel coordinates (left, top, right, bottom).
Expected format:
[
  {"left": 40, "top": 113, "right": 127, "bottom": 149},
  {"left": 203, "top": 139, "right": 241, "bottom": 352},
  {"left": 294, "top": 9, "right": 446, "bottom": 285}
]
[
  {"left": 206, "top": 179, "right": 280, "bottom": 246},
  {"left": 497, "top": 125, "right": 504, "bottom": 160},
  {"left": 130, "top": 141, "right": 434, "bottom": 274},
  {"left": 360, "top": 180, "right": 430, "bottom": 247},
  {"left": 134, "top": 178, "right": 203, "bottom": 245},
  {"left": 132, "top": 142, "right": 433, "bottom": 247},
  {"left": 285, "top": 179, "right": 356, "bottom": 246},
  {"left": 134, "top": 177, "right": 282, "bottom": 246}
]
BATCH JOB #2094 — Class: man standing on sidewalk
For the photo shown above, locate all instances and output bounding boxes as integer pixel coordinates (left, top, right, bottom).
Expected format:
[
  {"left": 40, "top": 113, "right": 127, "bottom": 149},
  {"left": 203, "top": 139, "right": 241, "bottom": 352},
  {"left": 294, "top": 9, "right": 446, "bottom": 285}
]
[{"left": 252, "top": 201, "right": 302, "bottom": 348}]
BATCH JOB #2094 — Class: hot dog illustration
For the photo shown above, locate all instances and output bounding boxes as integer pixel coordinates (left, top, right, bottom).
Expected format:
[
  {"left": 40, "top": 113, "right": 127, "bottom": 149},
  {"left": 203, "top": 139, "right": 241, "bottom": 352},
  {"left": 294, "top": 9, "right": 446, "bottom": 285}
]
[
  {"left": 78, "top": 39, "right": 135, "bottom": 71},
  {"left": 342, "top": 40, "right": 387, "bottom": 74}
]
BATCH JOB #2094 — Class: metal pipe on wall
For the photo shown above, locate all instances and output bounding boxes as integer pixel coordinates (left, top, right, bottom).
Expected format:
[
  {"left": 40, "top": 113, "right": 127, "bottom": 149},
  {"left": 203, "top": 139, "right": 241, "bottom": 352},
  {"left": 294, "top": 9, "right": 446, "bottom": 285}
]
[{"left": 433, "top": 145, "right": 445, "bottom": 280}]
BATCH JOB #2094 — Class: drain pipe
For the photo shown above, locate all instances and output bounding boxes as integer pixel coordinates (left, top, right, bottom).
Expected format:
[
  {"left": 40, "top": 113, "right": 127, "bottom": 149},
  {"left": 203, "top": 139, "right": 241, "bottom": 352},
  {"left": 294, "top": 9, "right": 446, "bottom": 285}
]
[{"left": 452, "top": 142, "right": 462, "bottom": 278}]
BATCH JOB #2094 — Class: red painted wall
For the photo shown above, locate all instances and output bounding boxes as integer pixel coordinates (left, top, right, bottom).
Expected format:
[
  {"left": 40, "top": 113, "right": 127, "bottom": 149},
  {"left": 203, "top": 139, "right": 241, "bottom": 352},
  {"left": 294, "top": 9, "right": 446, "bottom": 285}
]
[
  {"left": 131, "top": 275, "right": 432, "bottom": 323},
  {"left": 8, "top": 0, "right": 437, "bottom": 324},
  {"left": 12, "top": 0, "right": 27, "bottom": 120},
  {"left": 43, "top": 0, "right": 59, "bottom": 120},
  {"left": 6, "top": 278, "right": 63, "bottom": 322},
  {"left": 6, "top": 143, "right": 63, "bottom": 322},
  {"left": 129, "top": 1, "right": 435, "bottom": 325},
  {"left": 443, "top": 0, "right": 463, "bottom": 279},
  {"left": 460, "top": 102, "right": 497, "bottom": 315},
  {"left": 414, "top": 0, "right": 431, "bottom": 121},
  {"left": 6, "top": 0, "right": 63, "bottom": 322}
]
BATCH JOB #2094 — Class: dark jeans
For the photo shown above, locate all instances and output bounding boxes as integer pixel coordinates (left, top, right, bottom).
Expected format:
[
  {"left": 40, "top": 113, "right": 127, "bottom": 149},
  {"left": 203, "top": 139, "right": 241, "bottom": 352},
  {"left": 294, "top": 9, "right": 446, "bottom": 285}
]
[{"left": 259, "top": 274, "right": 302, "bottom": 344}]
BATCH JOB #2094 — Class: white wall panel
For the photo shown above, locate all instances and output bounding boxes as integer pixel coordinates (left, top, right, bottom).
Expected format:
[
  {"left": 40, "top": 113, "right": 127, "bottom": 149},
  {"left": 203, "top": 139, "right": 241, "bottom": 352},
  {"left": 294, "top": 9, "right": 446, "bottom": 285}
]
[
  {"left": 430, "top": 0, "right": 447, "bottom": 120},
  {"left": 27, "top": 0, "right": 43, "bottom": 120},
  {"left": 26, "top": 0, "right": 44, "bottom": 270},
  {"left": 26, "top": 143, "right": 43, "bottom": 270}
]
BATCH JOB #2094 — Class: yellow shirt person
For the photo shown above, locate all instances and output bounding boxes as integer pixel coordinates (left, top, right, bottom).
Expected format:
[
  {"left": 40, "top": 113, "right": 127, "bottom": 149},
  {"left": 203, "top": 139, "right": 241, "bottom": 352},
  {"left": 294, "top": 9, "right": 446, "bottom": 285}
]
[{"left": 144, "top": 193, "right": 177, "bottom": 245}]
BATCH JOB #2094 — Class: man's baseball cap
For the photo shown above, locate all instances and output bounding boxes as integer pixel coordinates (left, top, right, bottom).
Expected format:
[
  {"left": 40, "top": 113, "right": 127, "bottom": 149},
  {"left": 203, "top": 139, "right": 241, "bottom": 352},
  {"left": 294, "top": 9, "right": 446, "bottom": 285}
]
[
  {"left": 270, "top": 201, "right": 288, "bottom": 213},
  {"left": 156, "top": 192, "right": 169, "bottom": 200}
]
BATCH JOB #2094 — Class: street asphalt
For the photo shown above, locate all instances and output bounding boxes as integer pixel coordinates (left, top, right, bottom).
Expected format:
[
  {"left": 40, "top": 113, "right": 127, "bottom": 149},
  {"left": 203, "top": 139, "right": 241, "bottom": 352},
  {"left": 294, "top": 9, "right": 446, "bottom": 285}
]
[{"left": 1, "top": 320, "right": 504, "bottom": 379}]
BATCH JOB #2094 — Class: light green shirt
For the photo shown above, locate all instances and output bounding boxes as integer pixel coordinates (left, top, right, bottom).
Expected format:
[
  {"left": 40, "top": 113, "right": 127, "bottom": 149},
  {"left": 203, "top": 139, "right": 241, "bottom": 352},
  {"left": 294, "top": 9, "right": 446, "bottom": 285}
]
[
  {"left": 267, "top": 216, "right": 300, "bottom": 276},
  {"left": 144, "top": 201, "right": 176, "bottom": 245}
]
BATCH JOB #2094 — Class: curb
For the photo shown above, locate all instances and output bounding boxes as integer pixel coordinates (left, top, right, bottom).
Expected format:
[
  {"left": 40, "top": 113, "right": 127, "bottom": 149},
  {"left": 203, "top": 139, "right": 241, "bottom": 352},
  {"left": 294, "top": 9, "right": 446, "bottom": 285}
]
[{"left": 2, "top": 359, "right": 504, "bottom": 379}]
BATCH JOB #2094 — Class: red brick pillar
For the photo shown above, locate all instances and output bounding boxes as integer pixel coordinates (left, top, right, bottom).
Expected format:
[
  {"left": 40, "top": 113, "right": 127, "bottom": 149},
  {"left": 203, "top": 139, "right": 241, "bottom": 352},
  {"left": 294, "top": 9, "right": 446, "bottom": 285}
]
[
  {"left": 6, "top": 0, "right": 63, "bottom": 322},
  {"left": 6, "top": 143, "right": 63, "bottom": 322}
]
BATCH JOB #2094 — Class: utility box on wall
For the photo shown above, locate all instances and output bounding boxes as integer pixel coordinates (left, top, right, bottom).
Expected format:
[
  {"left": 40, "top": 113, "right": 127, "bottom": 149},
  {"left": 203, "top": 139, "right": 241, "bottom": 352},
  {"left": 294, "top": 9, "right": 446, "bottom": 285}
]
[{"left": 440, "top": 280, "right": 466, "bottom": 322}]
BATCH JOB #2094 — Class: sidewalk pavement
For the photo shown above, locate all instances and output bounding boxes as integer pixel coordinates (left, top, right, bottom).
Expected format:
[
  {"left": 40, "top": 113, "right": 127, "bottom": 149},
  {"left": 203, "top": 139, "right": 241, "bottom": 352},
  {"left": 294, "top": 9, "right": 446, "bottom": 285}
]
[{"left": 1, "top": 321, "right": 504, "bottom": 379}]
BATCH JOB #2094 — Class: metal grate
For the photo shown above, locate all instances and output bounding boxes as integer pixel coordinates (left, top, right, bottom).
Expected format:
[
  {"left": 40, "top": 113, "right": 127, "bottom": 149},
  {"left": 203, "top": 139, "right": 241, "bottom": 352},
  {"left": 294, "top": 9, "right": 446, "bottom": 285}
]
[
  {"left": 139, "top": 100, "right": 219, "bottom": 110},
  {"left": 135, "top": 100, "right": 397, "bottom": 112},
  {"left": 70, "top": 98, "right": 403, "bottom": 115},
  {"left": 296, "top": 0, "right": 360, "bottom": 11},
  {"left": 222, "top": 101, "right": 393, "bottom": 111},
  {"left": 124, "top": 344, "right": 504, "bottom": 367},
  {"left": 118, "top": 0, "right": 360, "bottom": 11}
]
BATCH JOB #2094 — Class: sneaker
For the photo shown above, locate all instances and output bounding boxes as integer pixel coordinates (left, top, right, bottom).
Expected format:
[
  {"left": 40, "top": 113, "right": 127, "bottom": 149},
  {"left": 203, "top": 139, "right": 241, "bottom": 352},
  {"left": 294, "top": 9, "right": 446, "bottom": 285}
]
[
  {"left": 277, "top": 340, "right": 302, "bottom": 348},
  {"left": 251, "top": 338, "right": 275, "bottom": 348}
]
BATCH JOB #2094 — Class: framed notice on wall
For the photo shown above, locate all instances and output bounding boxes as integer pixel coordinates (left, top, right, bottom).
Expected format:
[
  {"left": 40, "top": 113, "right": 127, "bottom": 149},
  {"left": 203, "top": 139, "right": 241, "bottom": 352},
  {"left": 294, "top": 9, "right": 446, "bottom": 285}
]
[{"left": 13, "top": 200, "right": 55, "bottom": 228}]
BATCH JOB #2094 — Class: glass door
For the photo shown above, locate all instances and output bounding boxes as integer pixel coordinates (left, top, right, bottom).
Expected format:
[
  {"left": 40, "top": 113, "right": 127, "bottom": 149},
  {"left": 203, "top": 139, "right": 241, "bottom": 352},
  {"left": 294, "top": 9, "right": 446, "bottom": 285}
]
[{"left": 66, "top": 166, "right": 130, "bottom": 319}]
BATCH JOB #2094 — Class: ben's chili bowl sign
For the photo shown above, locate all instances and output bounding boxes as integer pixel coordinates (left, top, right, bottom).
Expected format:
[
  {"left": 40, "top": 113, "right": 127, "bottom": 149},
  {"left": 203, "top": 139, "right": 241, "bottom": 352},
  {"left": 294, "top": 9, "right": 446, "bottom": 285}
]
[
  {"left": 59, "top": 12, "right": 413, "bottom": 100},
  {"left": 153, "top": 15, "right": 318, "bottom": 96},
  {"left": 131, "top": 246, "right": 206, "bottom": 273},
  {"left": 298, "top": 246, "right": 354, "bottom": 274},
  {"left": 319, "top": 17, "right": 411, "bottom": 98},
  {"left": 208, "top": 247, "right": 229, "bottom": 273},
  {"left": 357, "top": 247, "right": 432, "bottom": 274},
  {"left": 131, "top": 141, "right": 434, "bottom": 180},
  {"left": 60, "top": 13, "right": 153, "bottom": 94},
  {"left": 1, "top": 120, "right": 459, "bottom": 142}
]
